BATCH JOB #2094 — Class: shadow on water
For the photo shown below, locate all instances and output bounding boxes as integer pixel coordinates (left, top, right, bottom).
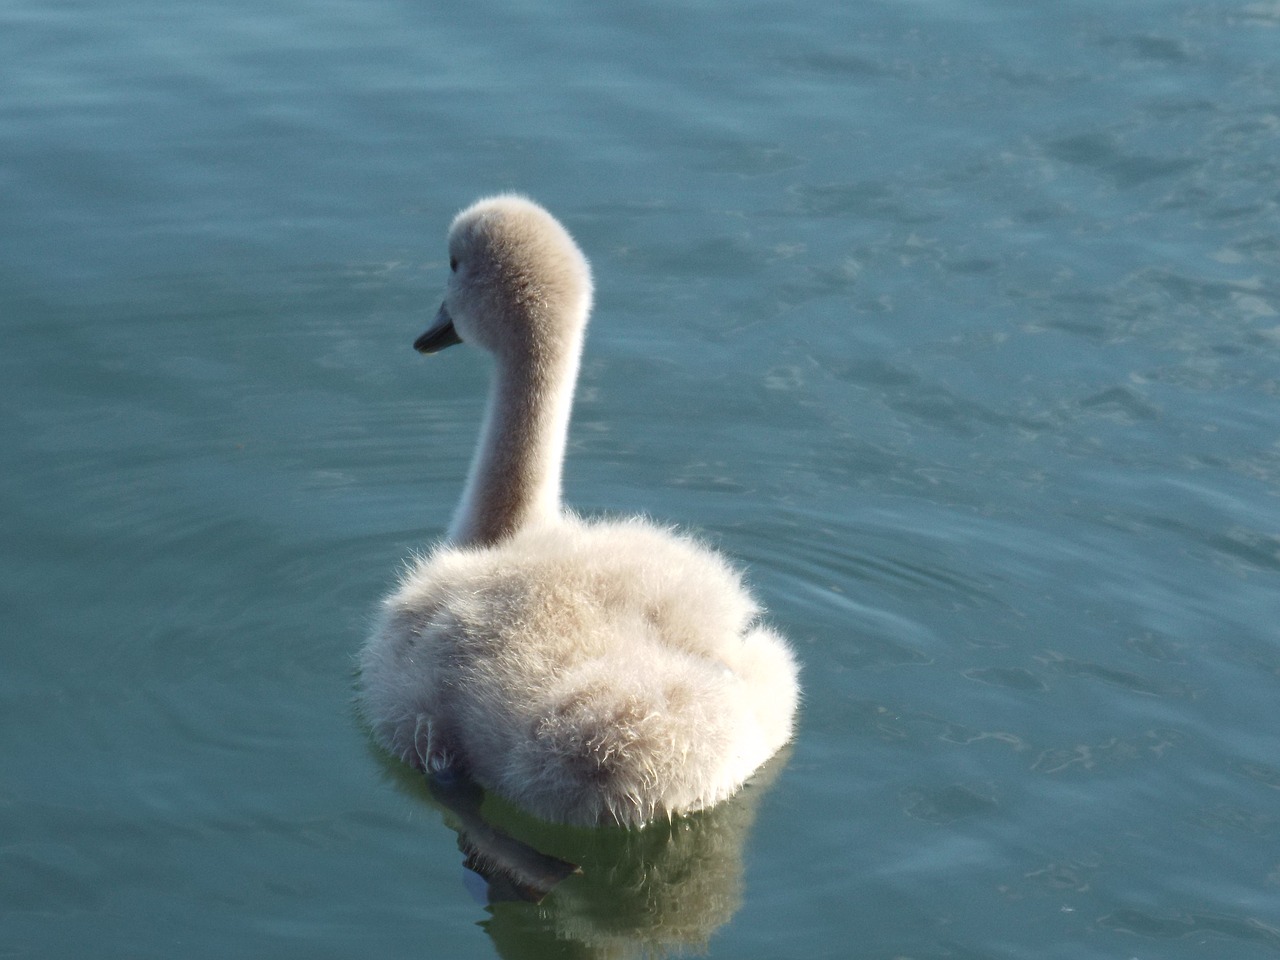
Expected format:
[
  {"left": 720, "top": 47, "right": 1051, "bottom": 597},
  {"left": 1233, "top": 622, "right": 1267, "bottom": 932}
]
[{"left": 377, "top": 747, "right": 791, "bottom": 958}]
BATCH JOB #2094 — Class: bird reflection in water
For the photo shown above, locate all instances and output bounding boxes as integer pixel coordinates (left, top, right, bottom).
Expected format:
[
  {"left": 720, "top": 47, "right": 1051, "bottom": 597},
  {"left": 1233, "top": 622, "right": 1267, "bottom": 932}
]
[{"left": 390, "top": 748, "right": 789, "bottom": 958}]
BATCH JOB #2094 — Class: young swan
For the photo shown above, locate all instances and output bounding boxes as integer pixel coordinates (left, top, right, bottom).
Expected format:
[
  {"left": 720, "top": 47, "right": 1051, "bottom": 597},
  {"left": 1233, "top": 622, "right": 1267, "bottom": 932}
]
[{"left": 359, "top": 195, "right": 800, "bottom": 826}]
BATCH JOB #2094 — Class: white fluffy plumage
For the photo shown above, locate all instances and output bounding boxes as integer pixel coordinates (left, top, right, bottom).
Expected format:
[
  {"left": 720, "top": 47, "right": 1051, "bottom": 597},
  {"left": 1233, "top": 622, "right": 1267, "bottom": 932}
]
[{"left": 358, "top": 195, "right": 799, "bottom": 826}]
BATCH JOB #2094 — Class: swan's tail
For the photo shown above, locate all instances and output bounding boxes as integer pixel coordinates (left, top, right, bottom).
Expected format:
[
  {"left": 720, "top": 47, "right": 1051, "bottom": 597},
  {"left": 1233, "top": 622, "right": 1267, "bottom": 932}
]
[{"left": 503, "top": 656, "right": 742, "bottom": 826}]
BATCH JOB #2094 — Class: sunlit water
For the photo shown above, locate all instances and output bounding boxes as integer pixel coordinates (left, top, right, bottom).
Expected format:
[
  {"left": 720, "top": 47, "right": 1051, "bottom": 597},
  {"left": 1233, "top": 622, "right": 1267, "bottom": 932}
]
[{"left": 3, "top": 1, "right": 1279, "bottom": 957}]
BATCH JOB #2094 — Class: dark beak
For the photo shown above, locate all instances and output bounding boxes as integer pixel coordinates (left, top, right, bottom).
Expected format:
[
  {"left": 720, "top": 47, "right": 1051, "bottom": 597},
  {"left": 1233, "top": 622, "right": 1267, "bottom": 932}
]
[{"left": 414, "top": 302, "right": 463, "bottom": 354}]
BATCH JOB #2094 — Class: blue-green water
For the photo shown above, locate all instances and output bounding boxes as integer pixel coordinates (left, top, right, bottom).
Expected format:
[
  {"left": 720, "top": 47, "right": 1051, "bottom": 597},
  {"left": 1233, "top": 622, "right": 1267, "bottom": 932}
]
[{"left": 4, "top": 1, "right": 1279, "bottom": 956}]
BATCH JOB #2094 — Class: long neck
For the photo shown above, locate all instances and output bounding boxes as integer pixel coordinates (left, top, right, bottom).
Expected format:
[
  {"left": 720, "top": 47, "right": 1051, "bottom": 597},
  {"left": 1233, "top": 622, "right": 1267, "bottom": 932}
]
[{"left": 447, "top": 337, "right": 583, "bottom": 547}]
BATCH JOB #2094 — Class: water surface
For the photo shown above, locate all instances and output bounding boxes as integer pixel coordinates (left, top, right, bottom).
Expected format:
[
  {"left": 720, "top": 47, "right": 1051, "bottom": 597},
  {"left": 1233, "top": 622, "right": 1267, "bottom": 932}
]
[{"left": 3, "top": 1, "right": 1280, "bottom": 957}]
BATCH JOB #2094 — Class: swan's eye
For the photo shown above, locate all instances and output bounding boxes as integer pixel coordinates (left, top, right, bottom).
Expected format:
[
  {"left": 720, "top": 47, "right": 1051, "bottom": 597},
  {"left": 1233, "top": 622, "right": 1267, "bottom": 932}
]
[{"left": 450, "top": 257, "right": 458, "bottom": 272}]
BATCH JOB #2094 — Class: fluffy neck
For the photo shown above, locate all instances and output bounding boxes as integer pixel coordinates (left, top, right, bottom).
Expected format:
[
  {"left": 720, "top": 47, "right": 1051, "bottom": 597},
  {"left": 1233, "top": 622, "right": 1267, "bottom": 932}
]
[{"left": 448, "top": 336, "right": 583, "bottom": 547}]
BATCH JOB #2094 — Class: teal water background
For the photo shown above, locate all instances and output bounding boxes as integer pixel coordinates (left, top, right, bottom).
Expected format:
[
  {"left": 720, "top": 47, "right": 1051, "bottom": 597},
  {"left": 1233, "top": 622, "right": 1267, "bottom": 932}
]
[{"left": 4, "top": 1, "right": 1280, "bottom": 957}]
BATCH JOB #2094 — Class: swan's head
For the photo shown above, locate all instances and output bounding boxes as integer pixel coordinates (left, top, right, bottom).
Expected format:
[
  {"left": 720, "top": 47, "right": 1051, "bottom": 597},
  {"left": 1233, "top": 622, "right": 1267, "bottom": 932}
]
[{"left": 415, "top": 195, "right": 594, "bottom": 363}]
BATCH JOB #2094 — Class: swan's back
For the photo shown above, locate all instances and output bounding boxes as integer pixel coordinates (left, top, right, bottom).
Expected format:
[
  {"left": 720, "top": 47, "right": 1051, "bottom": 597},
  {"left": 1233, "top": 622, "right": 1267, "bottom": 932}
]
[{"left": 361, "top": 516, "right": 798, "bottom": 825}]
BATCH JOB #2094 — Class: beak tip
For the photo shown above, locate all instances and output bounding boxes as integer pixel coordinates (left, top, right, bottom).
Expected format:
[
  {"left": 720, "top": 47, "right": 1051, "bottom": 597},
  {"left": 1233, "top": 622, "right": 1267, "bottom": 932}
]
[{"left": 414, "top": 304, "right": 463, "bottom": 354}]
